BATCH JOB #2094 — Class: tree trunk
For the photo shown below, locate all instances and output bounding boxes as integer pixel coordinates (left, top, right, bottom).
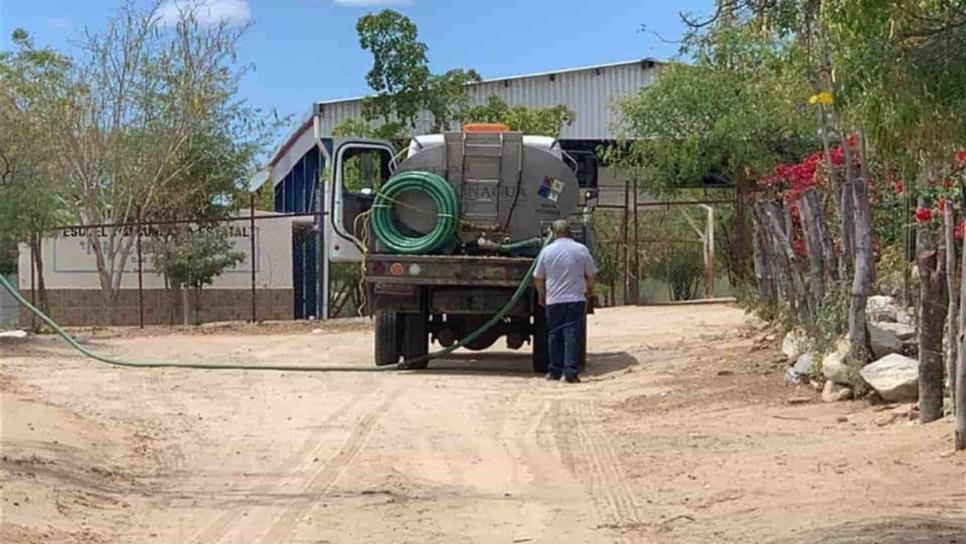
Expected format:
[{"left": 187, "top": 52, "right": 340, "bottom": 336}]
[
  {"left": 181, "top": 287, "right": 190, "bottom": 327},
  {"left": 957, "top": 226, "right": 966, "bottom": 448},
  {"left": 844, "top": 136, "right": 872, "bottom": 363},
  {"left": 29, "top": 234, "right": 49, "bottom": 316},
  {"left": 193, "top": 285, "right": 201, "bottom": 326},
  {"left": 918, "top": 249, "right": 948, "bottom": 423},
  {"left": 944, "top": 205, "right": 959, "bottom": 399},
  {"left": 839, "top": 183, "right": 855, "bottom": 279}
]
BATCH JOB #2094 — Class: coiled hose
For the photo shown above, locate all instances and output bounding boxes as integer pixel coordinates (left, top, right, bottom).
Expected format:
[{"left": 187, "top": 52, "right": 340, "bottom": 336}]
[{"left": 371, "top": 171, "right": 458, "bottom": 254}]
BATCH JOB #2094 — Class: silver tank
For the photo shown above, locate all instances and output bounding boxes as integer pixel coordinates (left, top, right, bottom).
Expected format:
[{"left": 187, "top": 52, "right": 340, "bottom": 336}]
[{"left": 392, "top": 131, "right": 579, "bottom": 245}]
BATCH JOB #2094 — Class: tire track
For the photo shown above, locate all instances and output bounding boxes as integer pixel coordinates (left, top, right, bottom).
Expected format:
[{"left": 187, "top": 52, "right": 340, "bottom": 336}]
[
  {"left": 189, "top": 386, "right": 381, "bottom": 543},
  {"left": 254, "top": 390, "right": 398, "bottom": 544},
  {"left": 560, "top": 399, "right": 643, "bottom": 529}
]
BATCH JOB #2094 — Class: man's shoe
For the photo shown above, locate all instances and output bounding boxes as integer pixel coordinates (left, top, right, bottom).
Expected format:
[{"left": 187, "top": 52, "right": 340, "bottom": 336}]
[
  {"left": 564, "top": 375, "right": 581, "bottom": 384},
  {"left": 546, "top": 373, "right": 561, "bottom": 381}
]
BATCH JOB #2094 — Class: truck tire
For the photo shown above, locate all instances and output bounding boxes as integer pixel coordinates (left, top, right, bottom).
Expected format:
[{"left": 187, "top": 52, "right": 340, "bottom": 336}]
[
  {"left": 531, "top": 306, "right": 549, "bottom": 374},
  {"left": 374, "top": 311, "right": 399, "bottom": 366},
  {"left": 399, "top": 313, "right": 429, "bottom": 369}
]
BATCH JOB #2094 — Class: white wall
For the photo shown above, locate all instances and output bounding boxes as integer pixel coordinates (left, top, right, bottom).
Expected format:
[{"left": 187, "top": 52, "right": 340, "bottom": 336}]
[{"left": 18, "top": 212, "right": 296, "bottom": 290}]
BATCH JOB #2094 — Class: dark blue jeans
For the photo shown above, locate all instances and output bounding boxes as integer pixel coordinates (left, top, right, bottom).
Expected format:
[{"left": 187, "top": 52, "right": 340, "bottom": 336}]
[{"left": 546, "top": 301, "right": 585, "bottom": 379}]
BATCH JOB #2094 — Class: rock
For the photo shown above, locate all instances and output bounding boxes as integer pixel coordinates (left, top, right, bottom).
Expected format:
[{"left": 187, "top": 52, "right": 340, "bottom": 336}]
[
  {"left": 781, "top": 329, "right": 809, "bottom": 361},
  {"left": 0, "top": 330, "right": 28, "bottom": 339},
  {"left": 874, "top": 321, "right": 915, "bottom": 341},
  {"left": 822, "top": 381, "right": 853, "bottom": 402},
  {"left": 785, "top": 353, "right": 815, "bottom": 384},
  {"left": 860, "top": 353, "right": 919, "bottom": 402},
  {"left": 867, "top": 295, "right": 899, "bottom": 322},
  {"left": 895, "top": 308, "right": 915, "bottom": 325},
  {"left": 822, "top": 338, "right": 853, "bottom": 385},
  {"left": 868, "top": 322, "right": 904, "bottom": 358},
  {"left": 716, "top": 370, "right": 735, "bottom": 376},
  {"left": 311, "top": 328, "right": 323, "bottom": 335},
  {"left": 787, "top": 396, "right": 812, "bottom": 405}
]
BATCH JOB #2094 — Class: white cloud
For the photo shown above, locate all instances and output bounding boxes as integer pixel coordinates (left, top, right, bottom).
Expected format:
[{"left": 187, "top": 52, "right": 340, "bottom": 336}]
[
  {"left": 47, "top": 17, "right": 72, "bottom": 28},
  {"left": 158, "top": 0, "right": 252, "bottom": 26},
  {"left": 332, "top": 0, "right": 412, "bottom": 6}
]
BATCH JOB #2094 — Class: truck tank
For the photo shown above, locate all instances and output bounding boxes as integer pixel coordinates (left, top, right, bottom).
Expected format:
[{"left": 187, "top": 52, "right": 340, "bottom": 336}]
[{"left": 386, "top": 131, "right": 580, "bottom": 251}]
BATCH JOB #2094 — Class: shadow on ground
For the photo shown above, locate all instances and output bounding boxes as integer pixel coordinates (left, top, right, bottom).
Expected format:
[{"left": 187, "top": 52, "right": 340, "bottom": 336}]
[
  {"left": 788, "top": 517, "right": 966, "bottom": 544},
  {"left": 410, "top": 350, "right": 637, "bottom": 378}
]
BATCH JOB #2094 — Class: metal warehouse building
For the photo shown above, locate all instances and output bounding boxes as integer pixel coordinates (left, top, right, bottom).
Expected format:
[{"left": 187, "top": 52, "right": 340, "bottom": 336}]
[{"left": 259, "top": 59, "right": 661, "bottom": 320}]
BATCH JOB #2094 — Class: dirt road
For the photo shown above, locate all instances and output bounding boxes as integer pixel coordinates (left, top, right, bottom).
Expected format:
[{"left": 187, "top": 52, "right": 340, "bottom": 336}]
[{"left": 2, "top": 304, "right": 965, "bottom": 543}]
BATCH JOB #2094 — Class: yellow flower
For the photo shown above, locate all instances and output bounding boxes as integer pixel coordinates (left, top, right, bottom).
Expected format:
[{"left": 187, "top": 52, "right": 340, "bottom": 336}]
[{"left": 808, "top": 91, "right": 834, "bottom": 106}]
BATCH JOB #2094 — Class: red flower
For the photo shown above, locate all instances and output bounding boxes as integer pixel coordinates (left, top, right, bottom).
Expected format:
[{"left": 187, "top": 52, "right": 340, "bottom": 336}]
[
  {"left": 938, "top": 198, "right": 947, "bottom": 213},
  {"left": 894, "top": 180, "right": 905, "bottom": 194},
  {"left": 944, "top": 178, "right": 954, "bottom": 189},
  {"left": 957, "top": 151, "right": 966, "bottom": 166},
  {"left": 915, "top": 207, "right": 933, "bottom": 223},
  {"left": 957, "top": 220, "right": 966, "bottom": 240}
]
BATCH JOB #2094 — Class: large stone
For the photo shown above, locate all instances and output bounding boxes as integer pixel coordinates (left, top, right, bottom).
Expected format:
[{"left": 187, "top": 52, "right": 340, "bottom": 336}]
[
  {"left": 895, "top": 308, "right": 915, "bottom": 325},
  {"left": 859, "top": 353, "right": 919, "bottom": 402},
  {"left": 782, "top": 329, "right": 809, "bottom": 361},
  {"left": 822, "top": 380, "right": 853, "bottom": 402},
  {"left": 874, "top": 321, "right": 916, "bottom": 341},
  {"left": 867, "top": 295, "right": 899, "bottom": 323},
  {"left": 785, "top": 352, "right": 814, "bottom": 384},
  {"left": 821, "top": 338, "right": 853, "bottom": 384},
  {"left": 868, "top": 322, "right": 904, "bottom": 358}
]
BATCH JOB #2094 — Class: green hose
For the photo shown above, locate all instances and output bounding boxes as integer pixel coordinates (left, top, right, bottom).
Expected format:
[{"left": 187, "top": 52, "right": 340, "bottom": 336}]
[
  {"left": 371, "top": 171, "right": 458, "bottom": 254},
  {"left": 0, "top": 232, "right": 551, "bottom": 371}
]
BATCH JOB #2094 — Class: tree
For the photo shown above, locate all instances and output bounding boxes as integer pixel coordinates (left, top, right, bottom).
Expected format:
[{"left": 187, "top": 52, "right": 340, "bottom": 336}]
[
  {"left": 352, "top": 9, "right": 480, "bottom": 138},
  {"left": 336, "top": 10, "right": 573, "bottom": 140},
  {"left": 44, "top": 1, "right": 272, "bottom": 323},
  {"left": 463, "top": 96, "right": 575, "bottom": 138},
  {"left": 146, "top": 226, "right": 244, "bottom": 325},
  {"left": 0, "top": 29, "right": 73, "bottom": 314}
]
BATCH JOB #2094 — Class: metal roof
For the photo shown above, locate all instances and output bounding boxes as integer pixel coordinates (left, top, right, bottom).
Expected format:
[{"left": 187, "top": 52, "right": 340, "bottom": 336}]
[{"left": 314, "top": 58, "right": 660, "bottom": 141}]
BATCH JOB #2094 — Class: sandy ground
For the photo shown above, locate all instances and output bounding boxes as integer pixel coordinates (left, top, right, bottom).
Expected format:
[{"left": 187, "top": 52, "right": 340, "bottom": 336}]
[{"left": 1, "top": 303, "right": 965, "bottom": 544}]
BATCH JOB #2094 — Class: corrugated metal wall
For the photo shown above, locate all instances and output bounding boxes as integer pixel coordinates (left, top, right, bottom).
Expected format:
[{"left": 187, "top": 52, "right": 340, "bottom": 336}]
[{"left": 315, "top": 60, "right": 657, "bottom": 139}]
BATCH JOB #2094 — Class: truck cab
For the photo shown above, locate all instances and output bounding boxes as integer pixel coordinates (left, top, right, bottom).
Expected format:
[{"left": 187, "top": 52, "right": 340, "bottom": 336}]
[{"left": 327, "top": 128, "right": 596, "bottom": 371}]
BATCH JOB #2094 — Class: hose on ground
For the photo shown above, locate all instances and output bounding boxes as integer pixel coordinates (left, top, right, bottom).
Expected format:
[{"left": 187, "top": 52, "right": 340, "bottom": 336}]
[{"left": 0, "top": 231, "right": 551, "bottom": 371}]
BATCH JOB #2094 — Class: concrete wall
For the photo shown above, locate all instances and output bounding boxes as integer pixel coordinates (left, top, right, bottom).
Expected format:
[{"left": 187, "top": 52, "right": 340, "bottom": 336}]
[
  {"left": 15, "top": 212, "right": 299, "bottom": 326},
  {"left": 0, "top": 274, "right": 17, "bottom": 328},
  {"left": 18, "top": 212, "right": 295, "bottom": 291}
]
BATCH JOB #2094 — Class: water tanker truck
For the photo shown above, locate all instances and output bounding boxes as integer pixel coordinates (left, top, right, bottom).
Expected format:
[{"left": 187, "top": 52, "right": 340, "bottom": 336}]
[{"left": 325, "top": 125, "right": 597, "bottom": 371}]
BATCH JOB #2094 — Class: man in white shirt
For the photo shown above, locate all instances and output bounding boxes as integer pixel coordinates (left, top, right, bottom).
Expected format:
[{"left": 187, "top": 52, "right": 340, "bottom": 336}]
[{"left": 533, "top": 220, "right": 597, "bottom": 383}]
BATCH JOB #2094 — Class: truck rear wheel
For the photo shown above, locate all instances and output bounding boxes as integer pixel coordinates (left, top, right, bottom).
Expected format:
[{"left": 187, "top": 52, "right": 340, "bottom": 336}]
[
  {"left": 399, "top": 312, "right": 429, "bottom": 369},
  {"left": 531, "top": 306, "right": 549, "bottom": 374},
  {"left": 374, "top": 311, "right": 400, "bottom": 366}
]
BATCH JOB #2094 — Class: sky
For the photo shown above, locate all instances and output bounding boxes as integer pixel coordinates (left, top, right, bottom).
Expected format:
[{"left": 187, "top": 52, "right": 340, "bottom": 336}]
[{"left": 1, "top": 0, "right": 713, "bottom": 128}]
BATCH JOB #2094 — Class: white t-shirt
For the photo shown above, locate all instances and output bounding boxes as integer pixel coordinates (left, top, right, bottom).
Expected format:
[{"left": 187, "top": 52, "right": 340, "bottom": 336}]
[{"left": 533, "top": 237, "right": 598, "bottom": 306}]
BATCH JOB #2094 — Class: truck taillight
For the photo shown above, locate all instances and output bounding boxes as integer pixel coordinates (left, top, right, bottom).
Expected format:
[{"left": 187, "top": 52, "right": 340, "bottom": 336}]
[
  {"left": 372, "top": 262, "right": 386, "bottom": 274},
  {"left": 408, "top": 264, "right": 421, "bottom": 276},
  {"left": 389, "top": 262, "right": 404, "bottom": 276},
  {"left": 463, "top": 123, "right": 509, "bottom": 133}
]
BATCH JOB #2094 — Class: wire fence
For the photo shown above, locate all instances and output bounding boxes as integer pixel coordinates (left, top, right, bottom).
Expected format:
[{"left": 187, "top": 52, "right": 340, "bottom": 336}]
[{"left": 17, "top": 186, "right": 738, "bottom": 328}]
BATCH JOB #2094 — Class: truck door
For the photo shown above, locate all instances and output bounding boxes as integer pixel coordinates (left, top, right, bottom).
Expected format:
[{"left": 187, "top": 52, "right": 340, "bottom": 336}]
[{"left": 327, "top": 139, "right": 396, "bottom": 262}]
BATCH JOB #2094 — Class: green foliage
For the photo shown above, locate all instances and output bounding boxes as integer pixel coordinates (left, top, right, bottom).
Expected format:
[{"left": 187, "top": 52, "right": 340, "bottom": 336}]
[
  {"left": 355, "top": 9, "right": 480, "bottom": 133},
  {"left": 0, "top": 29, "right": 73, "bottom": 278},
  {"left": 147, "top": 227, "right": 245, "bottom": 291},
  {"left": 340, "top": 10, "right": 571, "bottom": 140},
  {"left": 463, "top": 95, "right": 575, "bottom": 138}
]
